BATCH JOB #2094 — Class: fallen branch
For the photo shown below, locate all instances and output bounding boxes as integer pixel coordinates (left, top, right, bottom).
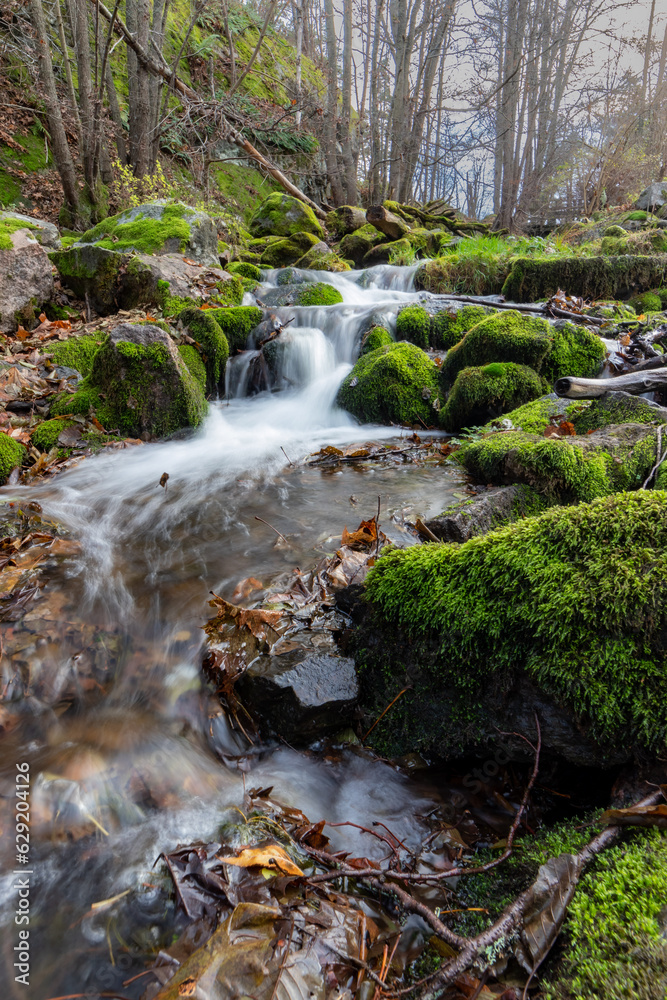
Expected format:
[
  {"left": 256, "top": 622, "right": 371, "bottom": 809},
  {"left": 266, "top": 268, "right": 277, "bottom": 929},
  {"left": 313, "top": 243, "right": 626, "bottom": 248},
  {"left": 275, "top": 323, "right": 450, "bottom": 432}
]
[
  {"left": 431, "top": 294, "right": 605, "bottom": 327},
  {"left": 555, "top": 369, "right": 667, "bottom": 398}
]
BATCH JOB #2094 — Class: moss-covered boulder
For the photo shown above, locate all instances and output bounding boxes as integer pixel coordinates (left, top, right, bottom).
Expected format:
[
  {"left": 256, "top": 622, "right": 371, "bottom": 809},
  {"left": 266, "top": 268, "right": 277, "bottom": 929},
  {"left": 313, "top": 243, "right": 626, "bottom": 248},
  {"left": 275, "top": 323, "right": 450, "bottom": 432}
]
[
  {"left": 205, "top": 306, "right": 263, "bottom": 354},
  {"left": 295, "top": 283, "right": 343, "bottom": 306},
  {"left": 456, "top": 423, "right": 664, "bottom": 502},
  {"left": 249, "top": 193, "right": 325, "bottom": 240},
  {"left": 363, "top": 238, "right": 412, "bottom": 266},
  {"left": 501, "top": 255, "right": 667, "bottom": 302},
  {"left": 259, "top": 232, "right": 322, "bottom": 268},
  {"left": 77, "top": 202, "right": 219, "bottom": 265},
  {"left": 395, "top": 305, "right": 430, "bottom": 348},
  {"left": 227, "top": 261, "right": 262, "bottom": 282},
  {"left": 0, "top": 433, "right": 25, "bottom": 483},
  {"left": 325, "top": 206, "right": 367, "bottom": 238},
  {"left": 0, "top": 211, "right": 60, "bottom": 250},
  {"left": 177, "top": 308, "right": 229, "bottom": 391},
  {"left": 51, "top": 323, "right": 207, "bottom": 438},
  {"left": 441, "top": 311, "right": 604, "bottom": 387},
  {"left": 431, "top": 304, "right": 496, "bottom": 349},
  {"left": 355, "top": 490, "right": 667, "bottom": 762},
  {"left": 338, "top": 224, "right": 387, "bottom": 265},
  {"left": 337, "top": 342, "right": 442, "bottom": 426},
  {"left": 295, "top": 247, "right": 351, "bottom": 271},
  {"left": 360, "top": 326, "right": 393, "bottom": 355},
  {"left": 442, "top": 363, "right": 546, "bottom": 431}
]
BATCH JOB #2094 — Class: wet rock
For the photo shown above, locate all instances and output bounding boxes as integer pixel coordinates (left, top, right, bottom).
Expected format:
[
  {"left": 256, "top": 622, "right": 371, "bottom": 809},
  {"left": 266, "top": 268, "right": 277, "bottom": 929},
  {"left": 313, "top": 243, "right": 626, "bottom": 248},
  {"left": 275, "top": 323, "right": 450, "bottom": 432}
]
[
  {"left": 339, "top": 224, "right": 387, "bottom": 265},
  {"left": 50, "top": 322, "right": 207, "bottom": 438},
  {"left": 326, "top": 205, "right": 368, "bottom": 237},
  {"left": 237, "top": 649, "right": 359, "bottom": 742},
  {"left": 0, "top": 231, "right": 54, "bottom": 334},
  {"left": 249, "top": 193, "right": 325, "bottom": 240},
  {"left": 338, "top": 342, "right": 442, "bottom": 427},
  {"left": 425, "top": 485, "right": 544, "bottom": 542},
  {"left": 366, "top": 205, "right": 411, "bottom": 240}
]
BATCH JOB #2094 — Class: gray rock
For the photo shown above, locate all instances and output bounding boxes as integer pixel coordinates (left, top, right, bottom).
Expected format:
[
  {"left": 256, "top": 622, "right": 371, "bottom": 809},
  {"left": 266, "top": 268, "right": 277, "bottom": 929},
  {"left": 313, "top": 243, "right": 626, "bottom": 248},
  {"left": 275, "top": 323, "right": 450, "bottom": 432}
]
[
  {"left": 237, "top": 650, "right": 359, "bottom": 743},
  {"left": 0, "top": 211, "right": 61, "bottom": 249},
  {"left": 636, "top": 183, "right": 667, "bottom": 212},
  {"left": 259, "top": 284, "right": 302, "bottom": 307},
  {"left": 0, "top": 242, "right": 54, "bottom": 333},
  {"left": 425, "top": 486, "right": 530, "bottom": 542}
]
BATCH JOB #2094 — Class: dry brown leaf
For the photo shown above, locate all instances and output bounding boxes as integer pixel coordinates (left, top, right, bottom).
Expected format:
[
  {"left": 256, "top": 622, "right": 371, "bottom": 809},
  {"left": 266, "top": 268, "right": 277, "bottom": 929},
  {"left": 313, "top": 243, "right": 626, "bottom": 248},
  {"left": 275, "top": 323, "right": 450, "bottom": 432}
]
[
  {"left": 341, "top": 519, "right": 377, "bottom": 549},
  {"left": 207, "top": 593, "right": 283, "bottom": 641},
  {"left": 599, "top": 802, "right": 667, "bottom": 828},
  {"left": 218, "top": 843, "right": 304, "bottom": 876}
]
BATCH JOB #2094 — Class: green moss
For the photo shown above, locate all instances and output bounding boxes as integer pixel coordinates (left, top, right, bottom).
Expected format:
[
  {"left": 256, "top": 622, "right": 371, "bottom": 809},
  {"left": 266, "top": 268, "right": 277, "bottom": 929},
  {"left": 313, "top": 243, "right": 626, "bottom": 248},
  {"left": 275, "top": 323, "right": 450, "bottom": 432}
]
[
  {"left": 337, "top": 342, "right": 442, "bottom": 427},
  {"left": 0, "top": 433, "right": 25, "bottom": 483},
  {"left": 629, "top": 291, "right": 662, "bottom": 313},
  {"left": 339, "top": 224, "right": 387, "bottom": 264},
  {"left": 296, "top": 248, "right": 351, "bottom": 271},
  {"left": 51, "top": 385, "right": 100, "bottom": 418},
  {"left": 0, "top": 217, "right": 38, "bottom": 251},
  {"left": 178, "top": 307, "right": 229, "bottom": 389},
  {"left": 544, "top": 831, "right": 667, "bottom": 1000},
  {"left": 441, "top": 311, "right": 552, "bottom": 387},
  {"left": 542, "top": 322, "right": 606, "bottom": 381},
  {"left": 206, "top": 306, "right": 263, "bottom": 354},
  {"left": 227, "top": 261, "right": 262, "bottom": 281},
  {"left": 31, "top": 418, "right": 75, "bottom": 451},
  {"left": 502, "top": 255, "right": 667, "bottom": 302},
  {"left": 486, "top": 395, "right": 575, "bottom": 434},
  {"left": 396, "top": 305, "right": 430, "bottom": 349},
  {"left": 431, "top": 305, "right": 495, "bottom": 350},
  {"left": 361, "top": 326, "right": 393, "bottom": 355},
  {"left": 603, "top": 225, "right": 626, "bottom": 237},
  {"left": 295, "top": 282, "right": 343, "bottom": 306},
  {"left": 442, "top": 363, "right": 546, "bottom": 431},
  {"left": 364, "top": 490, "right": 667, "bottom": 752},
  {"left": 248, "top": 193, "right": 325, "bottom": 240},
  {"left": 259, "top": 238, "right": 305, "bottom": 268},
  {"left": 156, "top": 274, "right": 243, "bottom": 318},
  {"left": 47, "top": 334, "right": 105, "bottom": 376},
  {"left": 572, "top": 394, "right": 666, "bottom": 433},
  {"left": 457, "top": 424, "right": 661, "bottom": 502},
  {"left": 626, "top": 210, "right": 649, "bottom": 221},
  {"left": 79, "top": 203, "right": 191, "bottom": 254},
  {"left": 210, "top": 161, "right": 279, "bottom": 223},
  {"left": 177, "top": 344, "right": 207, "bottom": 392}
]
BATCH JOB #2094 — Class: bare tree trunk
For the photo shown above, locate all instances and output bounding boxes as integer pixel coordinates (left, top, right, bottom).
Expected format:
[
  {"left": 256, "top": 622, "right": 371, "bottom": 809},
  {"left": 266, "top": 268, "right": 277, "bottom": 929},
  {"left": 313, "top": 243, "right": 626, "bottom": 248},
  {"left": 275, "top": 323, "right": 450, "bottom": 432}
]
[
  {"left": 340, "top": 0, "right": 357, "bottom": 203},
  {"left": 323, "top": 0, "right": 344, "bottom": 204},
  {"left": 369, "top": 0, "right": 385, "bottom": 203},
  {"left": 126, "top": 0, "right": 151, "bottom": 176},
  {"left": 105, "top": 61, "right": 128, "bottom": 164},
  {"left": 54, "top": 0, "right": 82, "bottom": 141},
  {"left": 293, "top": 0, "right": 303, "bottom": 126},
  {"left": 28, "top": 0, "right": 79, "bottom": 216}
]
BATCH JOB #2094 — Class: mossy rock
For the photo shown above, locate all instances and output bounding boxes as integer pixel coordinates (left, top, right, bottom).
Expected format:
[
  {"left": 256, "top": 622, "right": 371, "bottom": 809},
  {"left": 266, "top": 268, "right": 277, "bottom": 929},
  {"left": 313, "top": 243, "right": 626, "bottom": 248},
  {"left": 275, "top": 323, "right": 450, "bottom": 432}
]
[
  {"left": 0, "top": 212, "right": 60, "bottom": 251},
  {"left": 456, "top": 423, "right": 664, "bottom": 502},
  {"left": 361, "top": 326, "right": 393, "bottom": 355},
  {"left": 249, "top": 193, "right": 325, "bottom": 240},
  {"left": 442, "top": 363, "right": 546, "bottom": 431},
  {"left": 205, "top": 306, "right": 263, "bottom": 354},
  {"left": 77, "top": 201, "right": 219, "bottom": 265},
  {"left": 178, "top": 308, "right": 229, "bottom": 391},
  {"left": 629, "top": 291, "right": 662, "bottom": 313},
  {"left": 339, "top": 224, "right": 387, "bottom": 265},
  {"left": 441, "top": 311, "right": 553, "bottom": 387},
  {"left": 363, "top": 238, "right": 412, "bottom": 266},
  {"left": 571, "top": 393, "right": 667, "bottom": 433},
  {"left": 357, "top": 490, "right": 667, "bottom": 761},
  {"left": 295, "top": 283, "right": 343, "bottom": 306},
  {"left": 337, "top": 342, "right": 442, "bottom": 427},
  {"left": 395, "top": 305, "right": 430, "bottom": 349},
  {"left": 544, "top": 829, "right": 667, "bottom": 1000},
  {"left": 226, "top": 261, "right": 262, "bottom": 282},
  {"left": 0, "top": 433, "right": 25, "bottom": 483},
  {"left": 295, "top": 248, "right": 351, "bottom": 271},
  {"left": 259, "top": 232, "right": 322, "bottom": 268},
  {"left": 325, "top": 206, "right": 367, "bottom": 238},
  {"left": 31, "top": 418, "right": 76, "bottom": 451},
  {"left": 51, "top": 324, "right": 206, "bottom": 438},
  {"left": 603, "top": 224, "right": 626, "bottom": 237},
  {"left": 431, "top": 304, "right": 496, "bottom": 349},
  {"left": 542, "top": 321, "right": 605, "bottom": 381},
  {"left": 45, "top": 333, "right": 106, "bottom": 376},
  {"left": 177, "top": 344, "right": 207, "bottom": 393},
  {"left": 501, "top": 255, "right": 667, "bottom": 302}
]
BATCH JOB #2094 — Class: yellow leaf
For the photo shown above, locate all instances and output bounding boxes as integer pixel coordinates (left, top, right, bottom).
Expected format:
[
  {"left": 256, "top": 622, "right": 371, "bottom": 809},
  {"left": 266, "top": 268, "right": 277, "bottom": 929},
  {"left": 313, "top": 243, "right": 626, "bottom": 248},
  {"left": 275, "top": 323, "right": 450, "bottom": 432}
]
[{"left": 218, "top": 843, "right": 304, "bottom": 876}]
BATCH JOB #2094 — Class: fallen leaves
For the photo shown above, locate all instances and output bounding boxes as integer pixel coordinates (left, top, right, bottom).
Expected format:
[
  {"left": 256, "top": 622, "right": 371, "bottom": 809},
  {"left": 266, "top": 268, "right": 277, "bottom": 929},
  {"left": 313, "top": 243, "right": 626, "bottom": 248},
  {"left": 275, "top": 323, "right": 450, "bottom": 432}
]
[
  {"left": 218, "top": 843, "right": 304, "bottom": 876},
  {"left": 600, "top": 797, "right": 667, "bottom": 829}
]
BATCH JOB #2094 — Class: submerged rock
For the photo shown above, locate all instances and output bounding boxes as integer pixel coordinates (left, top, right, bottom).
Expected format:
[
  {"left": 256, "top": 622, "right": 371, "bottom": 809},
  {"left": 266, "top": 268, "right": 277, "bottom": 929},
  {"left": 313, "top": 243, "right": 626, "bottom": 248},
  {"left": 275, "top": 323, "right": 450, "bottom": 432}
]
[
  {"left": 237, "top": 650, "right": 359, "bottom": 742},
  {"left": 352, "top": 490, "right": 667, "bottom": 765},
  {"left": 51, "top": 323, "right": 207, "bottom": 438}
]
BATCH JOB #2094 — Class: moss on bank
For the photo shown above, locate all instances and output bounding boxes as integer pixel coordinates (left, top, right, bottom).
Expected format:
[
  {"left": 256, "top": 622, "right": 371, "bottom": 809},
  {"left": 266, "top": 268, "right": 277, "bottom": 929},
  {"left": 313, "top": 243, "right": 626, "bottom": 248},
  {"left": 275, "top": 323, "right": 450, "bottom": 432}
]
[
  {"left": 295, "top": 282, "right": 343, "bottom": 306},
  {"left": 178, "top": 307, "right": 229, "bottom": 389},
  {"left": 31, "top": 418, "right": 75, "bottom": 451},
  {"left": 338, "top": 342, "right": 442, "bottom": 427},
  {"left": 362, "top": 491, "right": 667, "bottom": 754},
  {"left": 396, "top": 305, "right": 430, "bottom": 348},
  {"left": 502, "top": 255, "right": 667, "bottom": 302},
  {"left": 0, "top": 433, "right": 25, "bottom": 483},
  {"left": 361, "top": 326, "right": 393, "bottom": 355},
  {"left": 79, "top": 202, "right": 191, "bottom": 254},
  {"left": 46, "top": 334, "right": 105, "bottom": 376}
]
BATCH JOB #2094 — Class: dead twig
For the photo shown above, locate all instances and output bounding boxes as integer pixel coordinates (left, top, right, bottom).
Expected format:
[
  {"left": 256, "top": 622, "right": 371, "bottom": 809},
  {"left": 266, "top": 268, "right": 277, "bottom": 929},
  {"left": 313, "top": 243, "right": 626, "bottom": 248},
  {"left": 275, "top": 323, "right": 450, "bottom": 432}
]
[{"left": 254, "top": 515, "right": 288, "bottom": 544}]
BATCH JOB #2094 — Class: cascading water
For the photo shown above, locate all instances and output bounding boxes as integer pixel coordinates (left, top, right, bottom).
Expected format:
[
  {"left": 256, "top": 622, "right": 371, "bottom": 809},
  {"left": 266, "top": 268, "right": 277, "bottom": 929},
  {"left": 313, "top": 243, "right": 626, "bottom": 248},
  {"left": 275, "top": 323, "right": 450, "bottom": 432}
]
[{"left": 0, "top": 263, "right": 468, "bottom": 998}]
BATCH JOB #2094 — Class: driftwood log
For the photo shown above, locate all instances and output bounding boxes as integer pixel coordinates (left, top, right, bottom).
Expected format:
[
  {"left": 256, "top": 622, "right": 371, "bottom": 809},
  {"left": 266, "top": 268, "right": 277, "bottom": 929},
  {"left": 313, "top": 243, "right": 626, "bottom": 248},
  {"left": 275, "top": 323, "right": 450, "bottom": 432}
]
[
  {"left": 431, "top": 293, "right": 606, "bottom": 327},
  {"left": 556, "top": 370, "right": 667, "bottom": 398},
  {"left": 366, "top": 205, "right": 411, "bottom": 240}
]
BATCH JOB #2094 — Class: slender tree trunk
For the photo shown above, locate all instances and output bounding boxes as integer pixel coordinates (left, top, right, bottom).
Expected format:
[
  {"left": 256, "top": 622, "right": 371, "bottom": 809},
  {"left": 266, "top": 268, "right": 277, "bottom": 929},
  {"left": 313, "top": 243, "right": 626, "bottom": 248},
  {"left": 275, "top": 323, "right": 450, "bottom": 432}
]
[
  {"left": 293, "top": 0, "right": 303, "bottom": 126},
  {"left": 54, "top": 0, "right": 82, "bottom": 141},
  {"left": 126, "top": 0, "right": 151, "bottom": 176},
  {"left": 340, "top": 0, "right": 357, "bottom": 203},
  {"left": 28, "top": 0, "right": 79, "bottom": 215},
  {"left": 105, "top": 61, "right": 128, "bottom": 164},
  {"left": 323, "top": 0, "right": 344, "bottom": 204}
]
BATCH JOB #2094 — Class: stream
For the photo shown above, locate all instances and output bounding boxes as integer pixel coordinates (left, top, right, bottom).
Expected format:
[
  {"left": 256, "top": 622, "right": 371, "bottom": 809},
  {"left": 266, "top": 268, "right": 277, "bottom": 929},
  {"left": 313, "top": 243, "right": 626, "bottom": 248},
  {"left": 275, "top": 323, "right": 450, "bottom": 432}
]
[{"left": 0, "top": 263, "right": 501, "bottom": 999}]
